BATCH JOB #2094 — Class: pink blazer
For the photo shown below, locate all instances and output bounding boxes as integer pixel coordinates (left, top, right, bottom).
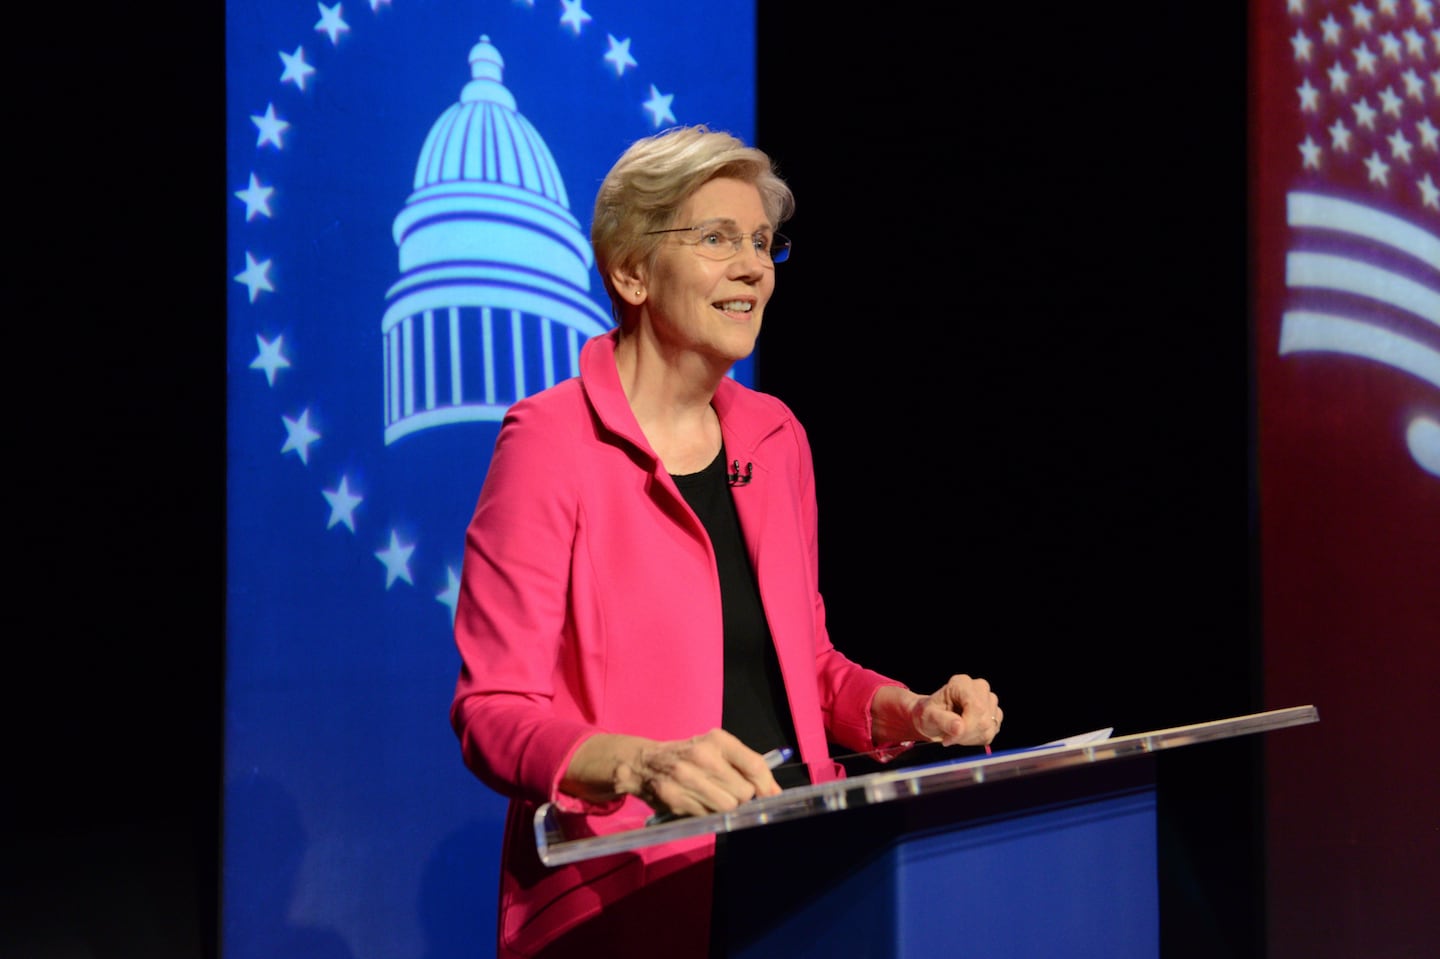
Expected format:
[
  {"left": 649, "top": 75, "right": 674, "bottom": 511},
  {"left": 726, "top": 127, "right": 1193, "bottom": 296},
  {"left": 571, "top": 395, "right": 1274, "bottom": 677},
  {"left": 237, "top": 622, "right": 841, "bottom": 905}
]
[{"left": 451, "top": 329, "right": 903, "bottom": 956}]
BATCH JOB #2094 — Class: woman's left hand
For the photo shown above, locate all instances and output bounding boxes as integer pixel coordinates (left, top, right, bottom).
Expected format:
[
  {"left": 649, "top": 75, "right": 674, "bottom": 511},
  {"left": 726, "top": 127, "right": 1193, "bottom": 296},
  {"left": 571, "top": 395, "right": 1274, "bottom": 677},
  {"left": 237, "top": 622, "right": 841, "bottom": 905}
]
[
  {"left": 872, "top": 675, "right": 1001, "bottom": 749},
  {"left": 910, "top": 674, "right": 1001, "bottom": 747}
]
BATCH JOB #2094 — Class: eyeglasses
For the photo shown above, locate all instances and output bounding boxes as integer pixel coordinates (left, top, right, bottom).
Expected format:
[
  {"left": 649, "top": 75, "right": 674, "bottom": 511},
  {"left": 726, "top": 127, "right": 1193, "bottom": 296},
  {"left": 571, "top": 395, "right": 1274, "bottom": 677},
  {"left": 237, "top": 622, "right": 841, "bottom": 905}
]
[{"left": 645, "top": 224, "right": 792, "bottom": 265}]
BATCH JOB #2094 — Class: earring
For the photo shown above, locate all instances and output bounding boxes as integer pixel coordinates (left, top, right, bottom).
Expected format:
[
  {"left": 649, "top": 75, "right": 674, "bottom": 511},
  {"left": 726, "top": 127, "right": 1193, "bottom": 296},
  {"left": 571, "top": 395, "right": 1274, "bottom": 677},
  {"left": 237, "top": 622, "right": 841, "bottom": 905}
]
[{"left": 635, "top": 289, "right": 643, "bottom": 296}]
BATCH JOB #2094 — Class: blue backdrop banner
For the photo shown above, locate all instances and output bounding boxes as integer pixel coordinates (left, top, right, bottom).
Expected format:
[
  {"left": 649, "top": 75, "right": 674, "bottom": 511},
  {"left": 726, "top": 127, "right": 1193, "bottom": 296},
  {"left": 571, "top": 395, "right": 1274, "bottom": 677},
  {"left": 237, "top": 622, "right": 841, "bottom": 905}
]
[{"left": 225, "top": 3, "right": 756, "bottom": 955}]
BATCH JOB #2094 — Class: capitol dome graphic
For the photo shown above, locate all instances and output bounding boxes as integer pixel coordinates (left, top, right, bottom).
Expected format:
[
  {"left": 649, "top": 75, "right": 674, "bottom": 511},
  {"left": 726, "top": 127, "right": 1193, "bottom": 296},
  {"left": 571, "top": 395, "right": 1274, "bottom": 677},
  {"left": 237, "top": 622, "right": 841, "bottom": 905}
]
[{"left": 381, "top": 35, "right": 613, "bottom": 445}]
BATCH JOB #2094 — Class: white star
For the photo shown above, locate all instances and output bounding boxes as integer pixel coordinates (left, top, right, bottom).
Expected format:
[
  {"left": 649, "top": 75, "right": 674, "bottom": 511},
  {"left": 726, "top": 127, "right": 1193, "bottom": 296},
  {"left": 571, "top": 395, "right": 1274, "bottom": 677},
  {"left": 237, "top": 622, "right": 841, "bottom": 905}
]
[
  {"left": 1379, "top": 31, "right": 1403, "bottom": 58},
  {"left": 1387, "top": 127, "right": 1415, "bottom": 161},
  {"left": 251, "top": 103, "right": 290, "bottom": 149},
  {"left": 1353, "top": 96, "right": 1379, "bottom": 128},
  {"left": 1298, "top": 76, "right": 1321, "bottom": 111},
  {"left": 1377, "top": 0, "right": 1398, "bottom": 15},
  {"left": 1418, "top": 0, "right": 1436, "bottom": 27},
  {"left": 1350, "top": 2, "right": 1375, "bottom": 32},
  {"left": 1300, "top": 135, "right": 1324, "bottom": 169},
  {"left": 1329, "top": 117, "right": 1354, "bottom": 151},
  {"left": 1403, "top": 27, "right": 1427, "bottom": 55},
  {"left": 375, "top": 530, "right": 415, "bottom": 588},
  {"left": 1400, "top": 67, "right": 1425, "bottom": 100},
  {"left": 234, "top": 173, "right": 274, "bottom": 221},
  {"left": 1321, "top": 13, "right": 1344, "bottom": 43},
  {"left": 437, "top": 566, "right": 461, "bottom": 624},
  {"left": 1418, "top": 172, "right": 1440, "bottom": 209},
  {"left": 1292, "top": 29, "right": 1314, "bottom": 61},
  {"left": 250, "top": 333, "right": 291, "bottom": 386},
  {"left": 1378, "top": 84, "right": 1404, "bottom": 116},
  {"left": 1327, "top": 59, "right": 1352, "bottom": 92},
  {"left": 1432, "top": 67, "right": 1440, "bottom": 95},
  {"left": 603, "top": 35, "right": 637, "bottom": 77},
  {"left": 559, "top": 0, "right": 592, "bottom": 36},
  {"left": 323, "top": 475, "right": 364, "bottom": 533},
  {"left": 234, "top": 252, "right": 275, "bottom": 303},
  {"left": 1363, "top": 149, "right": 1392, "bottom": 185},
  {"left": 1353, "top": 41, "right": 1378, "bottom": 73},
  {"left": 315, "top": 3, "right": 350, "bottom": 45},
  {"left": 281, "top": 409, "right": 321, "bottom": 465},
  {"left": 279, "top": 46, "right": 316, "bottom": 90},
  {"left": 368, "top": 0, "right": 392, "bottom": 10},
  {"left": 1288, "top": 0, "right": 1305, "bottom": 14},
  {"left": 1416, "top": 116, "right": 1439, "bottom": 149},
  {"left": 643, "top": 84, "right": 676, "bottom": 127}
]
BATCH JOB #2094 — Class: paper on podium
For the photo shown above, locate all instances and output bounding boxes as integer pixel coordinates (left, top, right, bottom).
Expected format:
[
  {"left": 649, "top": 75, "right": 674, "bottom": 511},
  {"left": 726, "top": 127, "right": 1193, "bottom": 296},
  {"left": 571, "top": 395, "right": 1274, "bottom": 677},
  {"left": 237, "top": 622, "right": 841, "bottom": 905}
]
[{"left": 1044, "top": 727, "right": 1114, "bottom": 747}]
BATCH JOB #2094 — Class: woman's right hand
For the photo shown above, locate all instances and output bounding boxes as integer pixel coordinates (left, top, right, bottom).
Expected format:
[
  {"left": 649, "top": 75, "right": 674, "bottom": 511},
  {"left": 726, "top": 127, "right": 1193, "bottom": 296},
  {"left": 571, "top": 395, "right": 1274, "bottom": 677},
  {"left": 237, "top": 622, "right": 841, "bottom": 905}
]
[{"left": 563, "top": 728, "right": 782, "bottom": 817}]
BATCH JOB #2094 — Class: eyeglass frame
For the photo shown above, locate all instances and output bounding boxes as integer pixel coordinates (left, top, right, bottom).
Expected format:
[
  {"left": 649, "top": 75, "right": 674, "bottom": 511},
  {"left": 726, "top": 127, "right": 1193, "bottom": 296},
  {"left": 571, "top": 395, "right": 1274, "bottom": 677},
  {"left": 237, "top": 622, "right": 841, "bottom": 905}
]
[{"left": 643, "top": 221, "right": 792, "bottom": 265}]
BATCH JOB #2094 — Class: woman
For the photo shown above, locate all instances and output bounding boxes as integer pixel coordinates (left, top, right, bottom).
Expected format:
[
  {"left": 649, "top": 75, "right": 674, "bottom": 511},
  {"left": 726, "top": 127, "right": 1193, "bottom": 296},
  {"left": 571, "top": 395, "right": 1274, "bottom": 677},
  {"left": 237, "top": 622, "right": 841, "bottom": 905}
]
[{"left": 450, "top": 125, "right": 1001, "bottom": 957}]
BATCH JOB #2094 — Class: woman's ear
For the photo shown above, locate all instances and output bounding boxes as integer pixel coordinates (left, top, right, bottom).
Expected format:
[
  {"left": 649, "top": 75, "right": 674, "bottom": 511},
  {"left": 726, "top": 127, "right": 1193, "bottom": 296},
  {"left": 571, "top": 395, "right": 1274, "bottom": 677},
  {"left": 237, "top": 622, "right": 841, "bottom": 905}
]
[{"left": 610, "top": 264, "right": 646, "bottom": 306}]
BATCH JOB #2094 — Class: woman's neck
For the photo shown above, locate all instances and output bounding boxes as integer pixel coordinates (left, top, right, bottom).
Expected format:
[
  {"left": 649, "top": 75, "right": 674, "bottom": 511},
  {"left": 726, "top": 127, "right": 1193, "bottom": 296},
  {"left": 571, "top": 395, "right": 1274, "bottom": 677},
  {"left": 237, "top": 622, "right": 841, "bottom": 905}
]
[{"left": 614, "top": 333, "right": 725, "bottom": 474}]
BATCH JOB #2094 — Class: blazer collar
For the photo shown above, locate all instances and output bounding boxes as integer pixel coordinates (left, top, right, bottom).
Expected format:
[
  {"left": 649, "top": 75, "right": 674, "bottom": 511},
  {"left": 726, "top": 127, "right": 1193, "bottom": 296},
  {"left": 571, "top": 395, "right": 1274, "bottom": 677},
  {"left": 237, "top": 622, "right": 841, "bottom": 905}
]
[{"left": 579, "top": 328, "right": 783, "bottom": 467}]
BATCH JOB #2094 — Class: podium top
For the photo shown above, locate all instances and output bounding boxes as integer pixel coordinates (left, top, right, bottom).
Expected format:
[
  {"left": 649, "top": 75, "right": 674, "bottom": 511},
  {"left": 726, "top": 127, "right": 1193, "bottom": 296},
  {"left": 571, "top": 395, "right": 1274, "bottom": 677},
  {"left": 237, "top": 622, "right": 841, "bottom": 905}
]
[{"left": 533, "top": 705, "right": 1318, "bottom": 867}]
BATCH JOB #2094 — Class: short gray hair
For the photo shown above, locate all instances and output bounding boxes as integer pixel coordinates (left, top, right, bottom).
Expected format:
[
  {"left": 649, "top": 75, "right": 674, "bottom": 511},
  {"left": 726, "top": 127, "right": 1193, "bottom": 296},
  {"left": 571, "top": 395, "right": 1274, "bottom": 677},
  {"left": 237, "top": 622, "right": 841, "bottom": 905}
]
[{"left": 591, "top": 125, "right": 794, "bottom": 318}]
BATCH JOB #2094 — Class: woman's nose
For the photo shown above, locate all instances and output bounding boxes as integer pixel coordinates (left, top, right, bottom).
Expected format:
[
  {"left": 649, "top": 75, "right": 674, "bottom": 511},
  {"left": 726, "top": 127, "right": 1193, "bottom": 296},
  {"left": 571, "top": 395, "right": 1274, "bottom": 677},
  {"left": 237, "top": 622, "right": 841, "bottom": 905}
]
[{"left": 730, "top": 242, "right": 769, "bottom": 276}]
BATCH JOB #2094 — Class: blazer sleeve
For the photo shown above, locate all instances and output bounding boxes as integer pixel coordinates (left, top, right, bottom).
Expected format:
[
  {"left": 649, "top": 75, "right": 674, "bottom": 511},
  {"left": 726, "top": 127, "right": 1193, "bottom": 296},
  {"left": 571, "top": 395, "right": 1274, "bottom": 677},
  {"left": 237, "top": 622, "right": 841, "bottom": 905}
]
[{"left": 448, "top": 397, "right": 616, "bottom": 813}]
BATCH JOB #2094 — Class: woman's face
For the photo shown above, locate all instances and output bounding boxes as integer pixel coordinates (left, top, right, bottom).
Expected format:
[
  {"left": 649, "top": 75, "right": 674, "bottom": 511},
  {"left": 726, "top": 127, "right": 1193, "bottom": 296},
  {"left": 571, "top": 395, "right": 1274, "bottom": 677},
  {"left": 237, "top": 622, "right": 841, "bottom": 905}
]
[{"left": 641, "top": 176, "right": 776, "bottom": 368}]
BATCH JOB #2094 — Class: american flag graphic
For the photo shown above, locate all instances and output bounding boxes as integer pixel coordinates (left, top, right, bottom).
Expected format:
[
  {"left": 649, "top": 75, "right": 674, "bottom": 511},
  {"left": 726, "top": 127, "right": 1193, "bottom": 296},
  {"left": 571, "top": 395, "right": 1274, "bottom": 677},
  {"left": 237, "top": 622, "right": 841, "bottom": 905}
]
[{"left": 1281, "top": 0, "right": 1440, "bottom": 475}]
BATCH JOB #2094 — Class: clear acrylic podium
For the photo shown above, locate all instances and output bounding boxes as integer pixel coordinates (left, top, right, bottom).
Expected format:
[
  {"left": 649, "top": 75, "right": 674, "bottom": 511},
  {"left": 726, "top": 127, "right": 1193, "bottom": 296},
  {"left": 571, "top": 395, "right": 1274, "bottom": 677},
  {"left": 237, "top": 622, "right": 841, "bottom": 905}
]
[{"left": 534, "top": 706, "right": 1318, "bottom": 958}]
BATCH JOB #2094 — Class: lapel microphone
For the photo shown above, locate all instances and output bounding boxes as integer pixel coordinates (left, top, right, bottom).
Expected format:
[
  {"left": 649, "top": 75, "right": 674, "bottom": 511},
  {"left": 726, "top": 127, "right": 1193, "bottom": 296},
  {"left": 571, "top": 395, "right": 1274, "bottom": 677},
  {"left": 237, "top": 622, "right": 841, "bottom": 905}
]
[{"left": 727, "top": 460, "right": 753, "bottom": 487}]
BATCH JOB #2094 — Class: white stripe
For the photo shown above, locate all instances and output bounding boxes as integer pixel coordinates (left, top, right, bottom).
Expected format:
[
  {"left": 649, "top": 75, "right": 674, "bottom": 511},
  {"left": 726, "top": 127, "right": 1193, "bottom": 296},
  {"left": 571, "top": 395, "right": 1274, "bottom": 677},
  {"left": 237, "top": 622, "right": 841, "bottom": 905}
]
[
  {"left": 402, "top": 315, "right": 415, "bottom": 417},
  {"left": 423, "top": 309, "right": 436, "bottom": 411},
  {"left": 1287, "top": 191, "right": 1440, "bottom": 269},
  {"left": 1286, "top": 252, "right": 1440, "bottom": 325},
  {"left": 1408, "top": 417, "right": 1440, "bottom": 478},
  {"left": 511, "top": 310, "right": 526, "bottom": 399},
  {"left": 1279, "top": 311, "right": 1440, "bottom": 389},
  {"left": 449, "top": 307, "right": 463, "bottom": 406},
  {"left": 541, "top": 316, "right": 555, "bottom": 389},
  {"left": 482, "top": 308, "right": 496, "bottom": 406}
]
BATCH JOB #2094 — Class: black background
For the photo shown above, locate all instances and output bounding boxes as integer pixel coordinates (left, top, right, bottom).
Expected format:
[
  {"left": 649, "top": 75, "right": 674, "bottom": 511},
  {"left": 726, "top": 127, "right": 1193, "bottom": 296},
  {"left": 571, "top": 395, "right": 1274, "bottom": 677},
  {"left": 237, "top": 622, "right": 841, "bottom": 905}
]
[
  {"left": 754, "top": 6, "right": 1258, "bottom": 957},
  {"left": 10, "top": 2, "right": 1257, "bottom": 956}
]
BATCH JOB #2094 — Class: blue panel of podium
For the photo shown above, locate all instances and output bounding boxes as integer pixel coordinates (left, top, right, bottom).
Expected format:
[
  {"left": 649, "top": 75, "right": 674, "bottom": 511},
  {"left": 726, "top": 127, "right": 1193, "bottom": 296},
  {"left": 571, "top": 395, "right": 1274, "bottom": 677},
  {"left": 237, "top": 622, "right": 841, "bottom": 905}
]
[{"left": 535, "top": 707, "right": 1318, "bottom": 958}]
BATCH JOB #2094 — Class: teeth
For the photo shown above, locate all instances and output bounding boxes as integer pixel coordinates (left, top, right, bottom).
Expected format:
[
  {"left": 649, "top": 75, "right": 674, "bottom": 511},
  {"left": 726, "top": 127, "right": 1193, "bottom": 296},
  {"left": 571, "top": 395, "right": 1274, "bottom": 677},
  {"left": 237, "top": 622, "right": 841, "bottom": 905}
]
[{"left": 716, "top": 301, "right": 752, "bottom": 312}]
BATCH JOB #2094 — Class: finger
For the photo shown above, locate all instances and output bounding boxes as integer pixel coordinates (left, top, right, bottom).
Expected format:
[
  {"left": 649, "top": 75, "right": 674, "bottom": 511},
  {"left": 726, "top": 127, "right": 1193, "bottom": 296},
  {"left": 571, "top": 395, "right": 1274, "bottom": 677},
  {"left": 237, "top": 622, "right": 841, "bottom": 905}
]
[
  {"left": 656, "top": 769, "right": 753, "bottom": 817},
  {"left": 929, "top": 697, "right": 1001, "bottom": 747},
  {"left": 947, "top": 674, "right": 992, "bottom": 712},
  {"left": 948, "top": 676, "right": 1001, "bottom": 739},
  {"left": 978, "top": 708, "right": 1001, "bottom": 745},
  {"left": 976, "top": 696, "right": 1001, "bottom": 744},
  {"left": 693, "top": 728, "right": 784, "bottom": 796},
  {"left": 720, "top": 740, "right": 784, "bottom": 797},
  {"left": 644, "top": 763, "right": 742, "bottom": 818},
  {"left": 647, "top": 732, "right": 767, "bottom": 814},
  {"left": 680, "top": 734, "right": 761, "bottom": 801},
  {"left": 915, "top": 698, "right": 968, "bottom": 745}
]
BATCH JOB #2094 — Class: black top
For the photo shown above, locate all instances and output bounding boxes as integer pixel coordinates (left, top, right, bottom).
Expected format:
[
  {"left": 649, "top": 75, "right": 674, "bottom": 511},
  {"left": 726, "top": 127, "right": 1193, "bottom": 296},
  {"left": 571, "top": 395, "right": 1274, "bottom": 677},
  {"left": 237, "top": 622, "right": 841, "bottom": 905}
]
[{"left": 672, "top": 448, "right": 809, "bottom": 789}]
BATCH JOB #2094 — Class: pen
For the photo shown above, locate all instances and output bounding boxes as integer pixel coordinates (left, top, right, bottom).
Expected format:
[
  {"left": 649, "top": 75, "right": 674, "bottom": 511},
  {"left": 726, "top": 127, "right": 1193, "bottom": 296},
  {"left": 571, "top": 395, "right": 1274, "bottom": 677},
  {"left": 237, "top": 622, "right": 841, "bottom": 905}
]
[
  {"left": 762, "top": 746, "right": 793, "bottom": 769},
  {"left": 646, "top": 746, "right": 793, "bottom": 826}
]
